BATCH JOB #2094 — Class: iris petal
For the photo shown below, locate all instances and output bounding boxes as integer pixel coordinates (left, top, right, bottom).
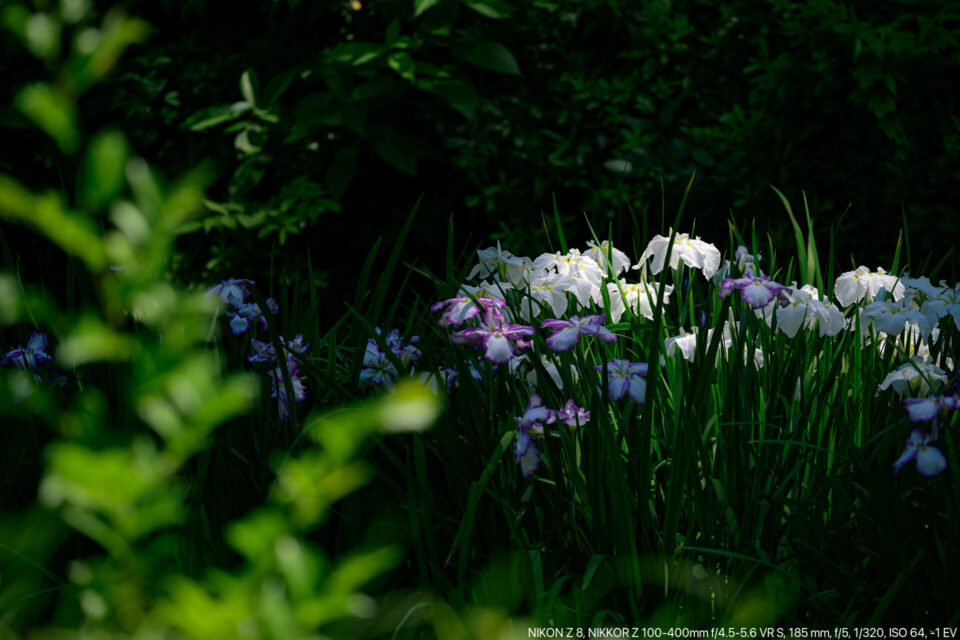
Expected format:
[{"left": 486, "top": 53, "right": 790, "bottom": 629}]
[{"left": 915, "top": 445, "right": 948, "bottom": 477}]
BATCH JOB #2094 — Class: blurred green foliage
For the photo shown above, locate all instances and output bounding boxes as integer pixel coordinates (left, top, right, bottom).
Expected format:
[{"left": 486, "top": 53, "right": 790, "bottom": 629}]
[{"left": 0, "top": 5, "right": 440, "bottom": 636}]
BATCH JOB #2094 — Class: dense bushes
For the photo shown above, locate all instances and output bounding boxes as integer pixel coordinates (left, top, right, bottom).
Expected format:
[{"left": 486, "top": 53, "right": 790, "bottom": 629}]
[{"left": 6, "top": 0, "right": 957, "bottom": 313}]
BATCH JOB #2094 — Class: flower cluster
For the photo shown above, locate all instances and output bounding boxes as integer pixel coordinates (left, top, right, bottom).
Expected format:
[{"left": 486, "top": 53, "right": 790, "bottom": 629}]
[
  {"left": 892, "top": 374, "right": 958, "bottom": 477},
  {"left": 208, "top": 278, "right": 308, "bottom": 421},
  {"left": 207, "top": 278, "right": 279, "bottom": 336},
  {"left": 633, "top": 230, "right": 722, "bottom": 280},
  {"left": 751, "top": 283, "right": 845, "bottom": 339},
  {"left": 514, "top": 394, "right": 591, "bottom": 478},
  {"left": 448, "top": 305, "right": 534, "bottom": 364},
  {"left": 452, "top": 236, "right": 693, "bottom": 328},
  {"left": 264, "top": 336, "right": 310, "bottom": 423},
  {"left": 360, "top": 328, "right": 421, "bottom": 389},
  {"left": 436, "top": 236, "right": 960, "bottom": 484}
]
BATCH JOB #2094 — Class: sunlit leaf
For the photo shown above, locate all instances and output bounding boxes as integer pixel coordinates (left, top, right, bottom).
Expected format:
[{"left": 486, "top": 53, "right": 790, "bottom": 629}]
[
  {"left": 80, "top": 130, "right": 129, "bottom": 210},
  {"left": 14, "top": 83, "right": 79, "bottom": 153}
]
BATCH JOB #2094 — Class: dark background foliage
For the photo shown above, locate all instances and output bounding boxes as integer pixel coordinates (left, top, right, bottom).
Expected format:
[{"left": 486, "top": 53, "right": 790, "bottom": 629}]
[{"left": 4, "top": 0, "right": 959, "bottom": 314}]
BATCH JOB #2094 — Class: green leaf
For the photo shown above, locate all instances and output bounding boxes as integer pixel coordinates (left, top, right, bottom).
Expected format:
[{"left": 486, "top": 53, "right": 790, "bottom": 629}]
[
  {"left": 388, "top": 51, "right": 416, "bottom": 81},
  {"left": 326, "top": 42, "right": 386, "bottom": 66},
  {"left": 80, "top": 131, "right": 129, "bottom": 211},
  {"left": 459, "top": 0, "right": 513, "bottom": 18},
  {"left": 58, "top": 316, "right": 141, "bottom": 366},
  {"left": 184, "top": 102, "right": 250, "bottom": 131},
  {"left": 414, "top": 0, "right": 444, "bottom": 17},
  {"left": 419, "top": 77, "right": 478, "bottom": 119},
  {"left": 0, "top": 175, "right": 106, "bottom": 270},
  {"left": 451, "top": 40, "right": 521, "bottom": 76},
  {"left": 385, "top": 18, "right": 400, "bottom": 45},
  {"left": 234, "top": 128, "right": 264, "bottom": 156},
  {"left": 15, "top": 83, "right": 79, "bottom": 153},
  {"left": 240, "top": 69, "right": 258, "bottom": 106},
  {"left": 770, "top": 185, "right": 809, "bottom": 285}
]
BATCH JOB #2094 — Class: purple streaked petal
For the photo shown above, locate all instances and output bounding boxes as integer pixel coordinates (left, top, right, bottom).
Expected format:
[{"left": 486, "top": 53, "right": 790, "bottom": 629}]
[
  {"left": 518, "top": 394, "right": 553, "bottom": 430},
  {"left": 903, "top": 397, "right": 940, "bottom": 422},
  {"left": 515, "top": 431, "right": 532, "bottom": 457},
  {"left": 546, "top": 325, "right": 581, "bottom": 352},
  {"left": 579, "top": 323, "right": 617, "bottom": 342},
  {"left": 627, "top": 362, "right": 649, "bottom": 376},
  {"left": 541, "top": 318, "right": 572, "bottom": 332},
  {"left": 517, "top": 438, "right": 540, "bottom": 478},
  {"left": 450, "top": 328, "right": 485, "bottom": 345},
  {"left": 892, "top": 445, "right": 917, "bottom": 476},
  {"left": 608, "top": 376, "right": 630, "bottom": 401},
  {"left": 483, "top": 333, "right": 516, "bottom": 364},
  {"left": 740, "top": 281, "right": 777, "bottom": 308},
  {"left": 502, "top": 323, "right": 536, "bottom": 339}
]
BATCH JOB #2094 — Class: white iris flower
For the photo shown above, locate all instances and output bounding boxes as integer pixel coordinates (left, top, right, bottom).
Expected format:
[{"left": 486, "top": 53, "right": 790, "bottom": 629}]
[
  {"left": 584, "top": 240, "right": 631, "bottom": 277},
  {"left": 861, "top": 295, "right": 932, "bottom": 338},
  {"left": 632, "top": 229, "right": 722, "bottom": 280},
  {"left": 605, "top": 279, "right": 674, "bottom": 323},
  {"left": 833, "top": 266, "right": 905, "bottom": 307},
  {"left": 468, "top": 242, "right": 534, "bottom": 286},
  {"left": 770, "top": 284, "right": 845, "bottom": 338},
  {"left": 878, "top": 361, "right": 948, "bottom": 395}
]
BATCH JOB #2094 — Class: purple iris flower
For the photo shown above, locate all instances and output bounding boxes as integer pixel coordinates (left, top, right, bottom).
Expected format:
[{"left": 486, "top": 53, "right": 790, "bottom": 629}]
[
  {"left": 718, "top": 275, "right": 789, "bottom": 309},
  {"left": 893, "top": 428, "right": 947, "bottom": 477},
  {"left": 517, "top": 393, "right": 554, "bottom": 436},
  {"left": 594, "top": 359, "right": 648, "bottom": 403},
  {"left": 540, "top": 315, "right": 617, "bottom": 352},
  {"left": 226, "top": 298, "right": 279, "bottom": 336},
  {"left": 515, "top": 431, "right": 541, "bottom": 478},
  {"left": 248, "top": 334, "right": 310, "bottom": 364},
  {"left": 450, "top": 307, "right": 534, "bottom": 364},
  {"left": 268, "top": 364, "right": 307, "bottom": 422},
  {"left": 1, "top": 332, "right": 53, "bottom": 370},
  {"left": 359, "top": 328, "right": 421, "bottom": 389},
  {"left": 903, "top": 394, "right": 960, "bottom": 422},
  {"left": 430, "top": 296, "right": 506, "bottom": 329},
  {"left": 360, "top": 339, "right": 398, "bottom": 388},
  {"left": 513, "top": 394, "right": 553, "bottom": 478},
  {"left": 382, "top": 328, "right": 421, "bottom": 368},
  {"left": 554, "top": 399, "right": 591, "bottom": 427},
  {"left": 208, "top": 278, "right": 254, "bottom": 307}
]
